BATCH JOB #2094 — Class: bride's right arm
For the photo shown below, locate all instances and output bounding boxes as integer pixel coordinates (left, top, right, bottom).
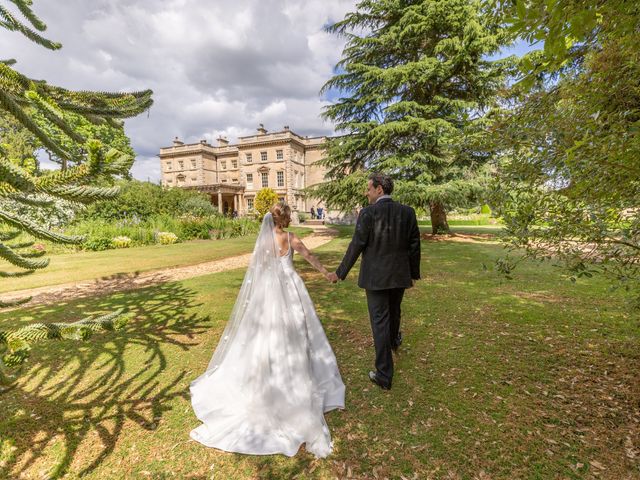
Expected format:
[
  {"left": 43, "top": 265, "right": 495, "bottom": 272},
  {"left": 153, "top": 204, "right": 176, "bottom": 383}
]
[{"left": 290, "top": 234, "right": 331, "bottom": 280}]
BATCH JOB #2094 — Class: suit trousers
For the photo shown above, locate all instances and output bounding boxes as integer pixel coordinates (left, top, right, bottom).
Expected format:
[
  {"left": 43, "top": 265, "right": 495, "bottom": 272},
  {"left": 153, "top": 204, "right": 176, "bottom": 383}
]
[{"left": 365, "top": 287, "right": 405, "bottom": 387}]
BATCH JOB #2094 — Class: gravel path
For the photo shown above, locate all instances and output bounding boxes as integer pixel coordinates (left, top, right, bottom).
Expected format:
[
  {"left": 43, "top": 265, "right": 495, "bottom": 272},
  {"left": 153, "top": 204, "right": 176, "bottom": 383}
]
[{"left": 2, "top": 226, "right": 338, "bottom": 308}]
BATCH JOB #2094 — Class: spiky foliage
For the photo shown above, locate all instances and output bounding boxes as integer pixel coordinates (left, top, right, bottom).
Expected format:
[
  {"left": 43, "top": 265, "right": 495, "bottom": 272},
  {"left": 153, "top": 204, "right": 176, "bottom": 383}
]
[
  {"left": 0, "top": 1, "right": 152, "bottom": 386},
  {"left": 313, "top": 0, "right": 509, "bottom": 233},
  {"left": 0, "top": 310, "right": 131, "bottom": 389}
]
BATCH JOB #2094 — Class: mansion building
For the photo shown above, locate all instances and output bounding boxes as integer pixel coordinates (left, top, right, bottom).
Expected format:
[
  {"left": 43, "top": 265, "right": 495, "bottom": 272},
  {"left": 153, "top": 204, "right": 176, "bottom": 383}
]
[{"left": 159, "top": 124, "right": 330, "bottom": 217}]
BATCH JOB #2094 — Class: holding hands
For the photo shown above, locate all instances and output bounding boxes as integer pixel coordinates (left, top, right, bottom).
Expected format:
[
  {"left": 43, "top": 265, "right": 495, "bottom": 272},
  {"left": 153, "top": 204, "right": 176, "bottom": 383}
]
[{"left": 326, "top": 272, "right": 339, "bottom": 284}]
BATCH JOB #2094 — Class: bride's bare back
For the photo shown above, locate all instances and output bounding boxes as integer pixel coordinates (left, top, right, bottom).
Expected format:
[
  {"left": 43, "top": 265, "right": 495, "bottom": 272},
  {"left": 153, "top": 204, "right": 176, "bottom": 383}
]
[{"left": 273, "top": 226, "right": 331, "bottom": 278}]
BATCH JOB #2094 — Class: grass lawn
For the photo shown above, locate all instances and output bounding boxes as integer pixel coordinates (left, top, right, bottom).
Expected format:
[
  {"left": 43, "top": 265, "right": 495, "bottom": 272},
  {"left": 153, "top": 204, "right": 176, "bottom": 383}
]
[
  {"left": 0, "top": 228, "right": 638, "bottom": 479},
  {"left": 0, "top": 227, "right": 313, "bottom": 294}
]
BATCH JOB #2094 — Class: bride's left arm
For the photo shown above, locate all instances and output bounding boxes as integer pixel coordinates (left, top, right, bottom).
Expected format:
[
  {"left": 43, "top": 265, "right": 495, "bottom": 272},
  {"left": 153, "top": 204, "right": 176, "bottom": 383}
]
[{"left": 290, "top": 233, "right": 331, "bottom": 280}]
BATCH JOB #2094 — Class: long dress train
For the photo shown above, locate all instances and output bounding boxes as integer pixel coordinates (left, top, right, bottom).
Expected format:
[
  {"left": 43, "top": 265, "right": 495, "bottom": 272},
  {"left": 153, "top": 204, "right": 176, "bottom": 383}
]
[{"left": 190, "top": 216, "right": 345, "bottom": 458}]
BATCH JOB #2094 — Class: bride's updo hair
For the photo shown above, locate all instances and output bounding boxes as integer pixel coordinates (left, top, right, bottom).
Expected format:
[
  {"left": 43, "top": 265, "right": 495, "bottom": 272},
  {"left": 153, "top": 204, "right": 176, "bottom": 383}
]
[{"left": 271, "top": 202, "right": 291, "bottom": 228}]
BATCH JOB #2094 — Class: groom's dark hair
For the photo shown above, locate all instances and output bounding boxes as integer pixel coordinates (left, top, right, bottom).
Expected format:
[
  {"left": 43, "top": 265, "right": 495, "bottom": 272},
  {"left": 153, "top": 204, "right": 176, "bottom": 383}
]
[{"left": 369, "top": 173, "right": 394, "bottom": 195}]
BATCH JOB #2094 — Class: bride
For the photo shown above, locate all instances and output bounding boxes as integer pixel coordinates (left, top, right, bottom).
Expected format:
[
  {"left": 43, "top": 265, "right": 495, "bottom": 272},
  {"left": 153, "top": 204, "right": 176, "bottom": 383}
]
[{"left": 189, "top": 202, "right": 345, "bottom": 458}]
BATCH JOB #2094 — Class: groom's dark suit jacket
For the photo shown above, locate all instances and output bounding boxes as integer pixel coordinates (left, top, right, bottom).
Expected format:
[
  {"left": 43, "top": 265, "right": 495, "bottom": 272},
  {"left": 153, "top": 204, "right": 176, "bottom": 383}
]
[{"left": 336, "top": 198, "right": 421, "bottom": 290}]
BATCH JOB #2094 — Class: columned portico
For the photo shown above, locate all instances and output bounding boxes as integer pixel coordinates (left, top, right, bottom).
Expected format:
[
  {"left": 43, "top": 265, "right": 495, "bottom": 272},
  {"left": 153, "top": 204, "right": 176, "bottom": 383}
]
[{"left": 191, "top": 184, "right": 245, "bottom": 216}]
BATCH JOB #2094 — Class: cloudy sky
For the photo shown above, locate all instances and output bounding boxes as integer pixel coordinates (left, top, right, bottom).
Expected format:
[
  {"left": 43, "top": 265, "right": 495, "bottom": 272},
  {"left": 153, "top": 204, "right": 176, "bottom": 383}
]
[
  {"left": 1, "top": 0, "right": 358, "bottom": 182},
  {"left": 2, "top": 1, "right": 532, "bottom": 183}
]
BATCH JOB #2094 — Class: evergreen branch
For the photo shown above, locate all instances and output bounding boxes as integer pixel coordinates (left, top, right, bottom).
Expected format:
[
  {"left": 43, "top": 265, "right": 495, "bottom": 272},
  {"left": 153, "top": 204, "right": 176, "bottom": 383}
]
[
  {"left": 3, "top": 193, "right": 54, "bottom": 207},
  {"left": 104, "top": 148, "right": 133, "bottom": 176},
  {"left": 7, "top": 0, "right": 47, "bottom": 31},
  {"left": 0, "top": 5, "right": 60, "bottom": 50},
  {"left": 0, "top": 61, "right": 31, "bottom": 93},
  {"left": 0, "top": 269, "right": 34, "bottom": 278},
  {"left": 45, "top": 185, "right": 119, "bottom": 203},
  {"left": 0, "top": 210, "right": 84, "bottom": 244},
  {"left": 0, "top": 229, "right": 20, "bottom": 241},
  {"left": 35, "top": 163, "right": 94, "bottom": 190},
  {"left": 0, "top": 58, "right": 16, "bottom": 65},
  {"left": 0, "top": 181, "right": 19, "bottom": 195},
  {"left": 0, "top": 241, "right": 48, "bottom": 269},
  {"left": 26, "top": 90, "right": 86, "bottom": 144},
  {"left": 0, "top": 157, "right": 35, "bottom": 192},
  {"left": 0, "top": 88, "right": 73, "bottom": 161},
  {"left": 5, "top": 240, "right": 33, "bottom": 249}
]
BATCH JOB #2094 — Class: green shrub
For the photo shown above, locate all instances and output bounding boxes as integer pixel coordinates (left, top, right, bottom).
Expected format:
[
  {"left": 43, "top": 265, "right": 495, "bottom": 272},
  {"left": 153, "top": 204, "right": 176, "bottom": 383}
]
[
  {"left": 298, "top": 212, "right": 308, "bottom": 223},
  {"left": 480, "top": 204, "right": 492, "bottom": 215},
  {"left": 179, "top": 196, "right": 217, "bottom": 217},
  {"left": 111, "top": 236, "right": 132, "bottom": 248},
  {"left": 177, "top": 215, "right": 212, "bottom": 240},
  {"left": 29, "top": 213, "right": 261, "bottom": 253},
  {"left": 155, "top": 231, "right": 178, "bottom": 245},
  {"left": 82, "top": 236, "right": 112, "bottom": 251},
  {"left": 82, "top": 180, "right": 217, "bottom": 222},
  {"left": 254, "top": 188, "right": 279, "bottom": 219}
]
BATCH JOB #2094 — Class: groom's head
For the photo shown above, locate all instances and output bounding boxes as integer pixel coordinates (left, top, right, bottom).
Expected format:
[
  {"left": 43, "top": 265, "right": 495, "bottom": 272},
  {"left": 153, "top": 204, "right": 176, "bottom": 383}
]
[{"left": 366, "top": 173, "right": 393, "bottom": 205}]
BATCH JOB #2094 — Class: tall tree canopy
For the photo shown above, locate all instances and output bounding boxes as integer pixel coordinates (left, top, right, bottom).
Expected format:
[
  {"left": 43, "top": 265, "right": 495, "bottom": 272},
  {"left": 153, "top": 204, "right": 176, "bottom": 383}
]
[
  {"left": 0, "top": 0, "right": 152, "bottom": 388},
  {"left": 313, "top": 0, "right": 509, "bottom": 233},
  {"left": 490, "top": 0, "right": 640, "bottom": 305}
]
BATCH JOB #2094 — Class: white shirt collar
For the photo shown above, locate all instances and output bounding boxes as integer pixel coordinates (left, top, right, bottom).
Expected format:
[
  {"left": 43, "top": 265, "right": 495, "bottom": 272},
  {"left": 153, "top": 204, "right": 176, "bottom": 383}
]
[{"left": 376, "top": 195, "right": 392, "bottom": 203}]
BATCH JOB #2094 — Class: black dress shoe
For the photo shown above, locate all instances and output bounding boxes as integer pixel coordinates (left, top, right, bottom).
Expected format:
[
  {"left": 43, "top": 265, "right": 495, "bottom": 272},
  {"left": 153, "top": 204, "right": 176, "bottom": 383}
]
[
  {"left": 368, "top": 371, "right": 391, "bottom": 390},
  {"left": 392, "top": 331, "right": 403, "bottom": 352}
]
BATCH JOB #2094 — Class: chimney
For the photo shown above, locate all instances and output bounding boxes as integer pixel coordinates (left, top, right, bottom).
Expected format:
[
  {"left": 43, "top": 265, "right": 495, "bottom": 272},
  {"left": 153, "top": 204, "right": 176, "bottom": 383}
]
[
  {"left": 257, "top": 123, "right": 268, "bottom": 135},
  {"left": 217, "top": 136, "right": 229, "bottom": 147},
  {"left": 283, "top": 125, "right": 290, "bottom": 132},
  {"left": 173, "top": 136, "right": 184, "bottom": 146},
  {"left": 199, "top": 139, "right": 208, "bottom": 145}
]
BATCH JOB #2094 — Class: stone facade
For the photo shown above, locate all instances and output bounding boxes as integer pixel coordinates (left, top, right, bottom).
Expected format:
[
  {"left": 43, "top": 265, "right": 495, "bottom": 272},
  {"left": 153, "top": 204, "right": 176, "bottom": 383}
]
[{"left": 159, "top": 125, "right": 331, "bottom": 217}]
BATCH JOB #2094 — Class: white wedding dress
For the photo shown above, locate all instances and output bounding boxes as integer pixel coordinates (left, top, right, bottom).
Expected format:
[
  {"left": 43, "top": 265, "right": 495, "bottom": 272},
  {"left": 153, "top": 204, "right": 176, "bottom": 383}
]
[{"left": 190, "top": 213, "right": 345, "bottom": 458}]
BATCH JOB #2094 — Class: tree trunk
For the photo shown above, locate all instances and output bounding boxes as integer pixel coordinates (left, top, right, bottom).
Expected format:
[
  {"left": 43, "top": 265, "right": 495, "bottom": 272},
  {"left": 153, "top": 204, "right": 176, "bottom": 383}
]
[{"left": 429, "top": 201, "right": 450, "bottom": 234}]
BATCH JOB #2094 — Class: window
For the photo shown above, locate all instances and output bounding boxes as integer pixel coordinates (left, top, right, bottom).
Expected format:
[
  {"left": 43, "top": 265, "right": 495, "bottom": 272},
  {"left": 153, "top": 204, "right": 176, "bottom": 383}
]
[
  {"left": 260, "top": 151, "right": 267, "bottom": 162},
  {"left": 191, "top": 176, "right": 197, "bottom": 181},
  {"left": 276, "top": 149, "right": 283, "bottom": 160},
  {"left": 221, "top": 161, "right": 227, "bottom": 170},
  {"left": 231, "top": 159, "right": 238, "bottom": 169},
  {"left": 294, "top": 170, "right": 298, "bottom": 188},
  {"left": 247, "top": 198, "right": 254, "bottom": 210},
  {"left": 167, "top": 178, "right": 173, "bottom": 183},
  {"left": 246, "top": 173, "right": 253, "bottom": 184},
  {"left": 178, "top": 160, "right": 184, "bottom": 169},
  {"left": 246, "top": 153, "right": 252, "bottom": 163},
  {"left": 261, "top": 172, "right": 268, "bottom": 187},
  {"left": 300, "top": 173, "right": 304, "bottom": 188},
  {"left": 166, "top": 161, "right": 172, "bottom": 170},
  {"left": 191, "top": 159, "right": 196, "bottom": 169},
  {"left": 277, "top": 171, "right": 284, "bottom": 187},
  {"left": 222, "top": 179, "right": 227, "bottom": 183}
]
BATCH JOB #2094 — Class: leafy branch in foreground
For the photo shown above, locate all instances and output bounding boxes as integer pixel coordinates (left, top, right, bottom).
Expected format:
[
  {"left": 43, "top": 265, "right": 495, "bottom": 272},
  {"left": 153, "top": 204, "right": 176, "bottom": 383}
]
[
  {"left": 0, "top": 0, "right": 153, "bottom": 387},
  {"left": 490, "top": 0, "right": 640, "bottom": 306}
]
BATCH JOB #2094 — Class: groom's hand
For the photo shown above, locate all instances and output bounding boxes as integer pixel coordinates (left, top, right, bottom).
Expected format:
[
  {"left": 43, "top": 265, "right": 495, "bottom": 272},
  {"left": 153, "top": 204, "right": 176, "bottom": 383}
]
[{"left": 327, "top": 272, "right": 339, "bottom": 283}]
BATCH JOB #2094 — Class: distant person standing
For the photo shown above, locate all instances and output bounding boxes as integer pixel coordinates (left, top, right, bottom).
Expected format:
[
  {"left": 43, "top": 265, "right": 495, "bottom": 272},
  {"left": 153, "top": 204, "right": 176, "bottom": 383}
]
[
  {"left": 317, "top": 207, "right": 324, "bottom": 220},
  {"left": 310, "top": 206, "right": 316, "bottom": 219}
]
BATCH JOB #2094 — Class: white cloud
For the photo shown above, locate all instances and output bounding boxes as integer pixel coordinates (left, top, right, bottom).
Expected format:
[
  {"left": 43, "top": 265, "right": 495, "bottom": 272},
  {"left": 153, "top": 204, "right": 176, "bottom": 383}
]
[{"left": 0, "top": 0, "right": 356, "bottom": 182}]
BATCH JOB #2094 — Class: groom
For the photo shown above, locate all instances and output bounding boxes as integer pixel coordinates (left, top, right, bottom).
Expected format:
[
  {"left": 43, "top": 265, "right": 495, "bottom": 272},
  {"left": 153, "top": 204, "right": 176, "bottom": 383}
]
[{"left": 328, "top": 173, "right": 421, "bottom": 390}]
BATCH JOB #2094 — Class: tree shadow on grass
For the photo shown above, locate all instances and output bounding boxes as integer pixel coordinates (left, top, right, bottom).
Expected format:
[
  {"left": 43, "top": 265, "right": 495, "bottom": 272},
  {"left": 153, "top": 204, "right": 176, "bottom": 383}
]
[{"left": 0, "top": 280, "right": 211, "bottom": 479}]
